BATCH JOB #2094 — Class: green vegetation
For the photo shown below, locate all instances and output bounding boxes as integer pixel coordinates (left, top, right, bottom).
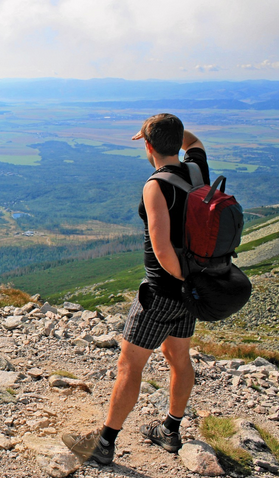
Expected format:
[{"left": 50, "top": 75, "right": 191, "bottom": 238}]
[
  {"left": 6, "top": 387, "right": 17, "bottom": 396},
  {"left": 244, "top": 207, "right": 279, "bottom": 220},
  {"left": 0, "top": 154, "right": 41, "bottom": 166},
  {"left": 0, "top": 233, "right": 143, "bottom": 275},
  {"left": 256, "top": 425, "right": 279, "bottom": 461},
  {"left": 251, "top": 383, "right": 262, "bottom": 393},
  {"left": 51, "top": 370, "right": 78, "bottom": 379},
  {"left": 0, "top": 103, "right": 278, "bottom": 239},
  {"left": 0, "top": 136, "right": 152, "bottom": 231},
  {"left": 0, "top": 101, "right": 278, "bottom": 295},
  {"left": 146, "top": 380, "right": 161, "bottom": 390},
  {"left": 242, "top": 255, "right": 279, "bottom": 276},
  {"left": 243, "top": 217, "right": 279, "bottom": 233},
  {"left": 191, "top": 335, "right": 279, "bottom": 367},
  {"left": 236, "top": 231, "right": 279, "bottom": 253},
  {"left": 208, "top": 159, "right": 258, "bottom": 173},
  {"left": 200, "top": 416, "right": 252, "bottom": 475},
  {"left": 243, "top": 213, "right": 279, "bottom": 231},
  {"left": 103, "top": 148, "right": 146, "bottom": 159},
  {"left": 4, "top": 250, "right": 145, "bottom": 306},
  {"left": 1, "top": 199, "right": 278, "bottom": 309}
]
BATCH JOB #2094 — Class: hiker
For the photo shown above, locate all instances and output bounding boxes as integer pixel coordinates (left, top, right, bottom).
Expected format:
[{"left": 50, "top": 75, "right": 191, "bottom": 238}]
[{"left": 62, "top": 113, "right": 210, "bottom": 464}]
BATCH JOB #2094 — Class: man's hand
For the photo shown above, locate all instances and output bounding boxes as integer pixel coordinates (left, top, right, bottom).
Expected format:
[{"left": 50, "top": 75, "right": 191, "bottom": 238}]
[{"left": 132, "top": 130, "right": 144, "bottom": 141}]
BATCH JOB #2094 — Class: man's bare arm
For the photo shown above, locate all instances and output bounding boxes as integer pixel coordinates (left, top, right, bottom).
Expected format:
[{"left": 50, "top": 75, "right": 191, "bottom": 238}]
[
  {"left": 181, "top": 130, "right": 205, "bottom": 152},
  {"left": 143, "top": 180, "right": 184, "bottom": 281}
]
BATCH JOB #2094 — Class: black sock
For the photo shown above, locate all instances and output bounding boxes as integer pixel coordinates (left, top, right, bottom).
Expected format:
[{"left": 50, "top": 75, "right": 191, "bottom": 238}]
[
  {"left": 163, "top": 413, "right": 183, "bottom": 433},
  {"left": 100, "top": 425, "right": 120, "bottom": 446}
]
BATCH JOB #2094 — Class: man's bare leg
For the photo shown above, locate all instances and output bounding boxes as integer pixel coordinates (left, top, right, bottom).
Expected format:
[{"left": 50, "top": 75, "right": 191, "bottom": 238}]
[
  {"left": 161, "top": 336, "right": 194, "bottom": 417},
  {"left": 105, "top": 339, "right": 153, "bottom": 430}
]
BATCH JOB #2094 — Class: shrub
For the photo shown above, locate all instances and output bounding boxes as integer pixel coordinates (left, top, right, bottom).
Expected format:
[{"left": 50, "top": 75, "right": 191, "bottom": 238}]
[{"left": 0, "top": 284, "right": 36, "bottom": 307}]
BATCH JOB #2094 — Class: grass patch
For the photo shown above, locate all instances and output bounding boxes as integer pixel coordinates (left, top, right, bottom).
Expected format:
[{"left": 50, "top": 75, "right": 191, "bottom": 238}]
[
  {"left": 47, "top": 257, "right": 145, "bottom": 308},
  {"left": 200, "top": 416, "right": 252, "bottom": 475},
  {"left": 236, "top": 231, "right": 279, "bottom": 253},
  {"left": 67, "top": 291, "right": 126, "bottom": 311},
  {"left": 0, "top": 154, "right": 41, "bottom": 166},
  {"left": 192, "top": 336, "right": 279, "bottom": 367},
  {"left": 6, "top": 387, "right": 17, "bottom": 396},
  {"left": 242, "top": 217, "right": 279, "bottom": 236},
  {"left": 242, "top": 337, "right": 261, "bottom": 344},
  {"left": 251, "top": 383, "right": 262, "bottom": 393},
  {"left": 241, "top": 255, "right": 279, "bottom": 276},
  {"left": 0, "top": 285, "right": 37, "bottom": 307},
  {"left": 244, "top": 209, "right": 279, "bottom": 226},
  {"left": 146, "top": 380, "right": 161, "bottom": 390},
  {"left": 51, "top": 370, "right": 78, "bottom": 379},
  {"left": 208, "top": 159, "right": 258, "bottom": 173},
  {"left": 256, "top": 425, "right": 279, "bottom": 461}
]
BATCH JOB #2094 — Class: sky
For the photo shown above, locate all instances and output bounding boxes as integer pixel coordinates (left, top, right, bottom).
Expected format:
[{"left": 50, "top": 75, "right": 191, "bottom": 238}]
[{"left": 0, "top": 0, "right": 278, "bottom": 81}]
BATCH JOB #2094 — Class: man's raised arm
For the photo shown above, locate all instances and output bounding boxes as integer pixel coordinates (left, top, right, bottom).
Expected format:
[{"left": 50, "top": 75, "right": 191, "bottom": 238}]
[{"left": 181, "top": 130, "right": 205, "bottom": 152}]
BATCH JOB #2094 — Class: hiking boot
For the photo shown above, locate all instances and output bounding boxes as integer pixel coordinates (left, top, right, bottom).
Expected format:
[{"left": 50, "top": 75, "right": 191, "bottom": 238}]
[
  {"left": 62, "top": 430, "right": 114, "bottom": 465},
  {"left": 140, "top": 420, "right": 182, "bottom": 453}
]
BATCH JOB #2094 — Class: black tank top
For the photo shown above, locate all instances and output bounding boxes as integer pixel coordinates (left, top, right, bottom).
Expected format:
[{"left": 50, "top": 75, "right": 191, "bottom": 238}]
[{"left": 139, "top": 148, "right": 210, "bottom": 299}]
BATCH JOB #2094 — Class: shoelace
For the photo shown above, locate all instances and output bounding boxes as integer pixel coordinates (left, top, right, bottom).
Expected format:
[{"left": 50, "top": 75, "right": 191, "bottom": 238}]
[
  {"left": 146, "top": 420, "right": 162, "bottom": 435},
  {"left": 71, "top": 430, "right": 100, "bottom": 449}
]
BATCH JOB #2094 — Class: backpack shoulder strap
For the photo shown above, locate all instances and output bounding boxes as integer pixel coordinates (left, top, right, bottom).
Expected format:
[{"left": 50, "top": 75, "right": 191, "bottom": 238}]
[
  {"left": 147, "top": 172, "right": 192, "bottom": 193},
  {"left": 146, "top": 162, "right": 204, "bottom": 192},
  {"left": 183, "top": 162, "right": 204, "bottom": 188}
]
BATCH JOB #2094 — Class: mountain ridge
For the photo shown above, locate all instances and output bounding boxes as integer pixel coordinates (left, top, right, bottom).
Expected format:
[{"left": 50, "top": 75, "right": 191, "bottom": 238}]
[{"left": 0, "top": 78, "right": 279, "bottom": 105}]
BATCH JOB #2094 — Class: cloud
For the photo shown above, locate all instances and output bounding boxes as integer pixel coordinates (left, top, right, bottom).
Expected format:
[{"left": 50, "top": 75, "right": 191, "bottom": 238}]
[
  {"left": 237, "top": 64, "right": 257, "bottom": 71},
  {"left": 238, "top": 60, "right": 279, "bottom": 71},
  {"left": 258, "top": 60, "right": 279, "bottom": 70},
  {"left": 0, "top": 0, "right": 278, "bottom": 79},
  {"left": 195, "top": 64, "right": 221, "bottom": 73}
]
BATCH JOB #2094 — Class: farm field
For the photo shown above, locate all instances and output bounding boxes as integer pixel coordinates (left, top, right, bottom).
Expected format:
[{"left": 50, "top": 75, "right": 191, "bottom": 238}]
[
  {"left": 0, "top": 97, "right": 278, "bottom": 279},
  {"left": 0, "top": 104, "right": 279, "bottom": 166}
]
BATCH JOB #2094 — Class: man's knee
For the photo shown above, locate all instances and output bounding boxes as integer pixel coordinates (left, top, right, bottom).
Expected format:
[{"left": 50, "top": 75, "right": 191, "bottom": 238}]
[
  {"left": 170, "top": 355, "right": 193, "bottom": 375},
  {"left": 161, "top": 337, "right": 193, "bottom": 372},
  {"left": 117, "top": 351, "right": 138, "bottom": 376},
  {"left": 117, "top": 340, "right": 152, "bottom": 377}
]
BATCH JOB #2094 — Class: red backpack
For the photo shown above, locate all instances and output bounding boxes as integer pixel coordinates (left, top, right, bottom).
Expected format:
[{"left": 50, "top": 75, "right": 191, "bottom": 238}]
[{"left": 149, "top": 162, "right": 243, "bottom": 278}]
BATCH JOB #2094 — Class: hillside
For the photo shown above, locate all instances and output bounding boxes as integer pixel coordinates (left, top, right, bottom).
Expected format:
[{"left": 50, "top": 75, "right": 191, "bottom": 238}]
[
  {"left": 0, "top": 207, "right": 279, "bottom": 477},
  {"left": 1, "top": 206, "right": 278, "bottom": 309},
  {"left": 235, "top": 211, "right": 279, "bottom": 270},
  {"left": 0, "top": 271, "right": 278, "bottom": 478}
]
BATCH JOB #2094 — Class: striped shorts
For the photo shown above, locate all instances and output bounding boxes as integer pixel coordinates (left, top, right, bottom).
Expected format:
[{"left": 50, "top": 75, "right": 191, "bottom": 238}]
[{"left": 123, "top": 281, "right": 196, "bottom": 350}]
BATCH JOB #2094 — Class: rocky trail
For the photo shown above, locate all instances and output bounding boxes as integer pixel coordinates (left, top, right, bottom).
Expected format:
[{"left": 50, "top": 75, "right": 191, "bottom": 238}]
[{"left": 0, "top": 272, "right": 279, "bottom": 478}]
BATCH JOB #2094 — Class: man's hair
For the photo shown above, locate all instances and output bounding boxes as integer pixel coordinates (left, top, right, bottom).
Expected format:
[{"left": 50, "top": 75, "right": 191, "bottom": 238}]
[{"left": 141, "top": 113, "right": 184, "bottom": 156}]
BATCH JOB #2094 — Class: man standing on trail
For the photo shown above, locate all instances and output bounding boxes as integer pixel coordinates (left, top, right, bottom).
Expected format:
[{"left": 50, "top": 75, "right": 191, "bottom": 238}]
[{"left": 62, "top": 113, "right": 210, "bottom": 464}]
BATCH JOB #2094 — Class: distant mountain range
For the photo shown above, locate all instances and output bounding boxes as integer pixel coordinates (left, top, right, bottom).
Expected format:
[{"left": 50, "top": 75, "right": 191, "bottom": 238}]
[{"left": 0, "top": 78, "right": 278, "bottom": 109}]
